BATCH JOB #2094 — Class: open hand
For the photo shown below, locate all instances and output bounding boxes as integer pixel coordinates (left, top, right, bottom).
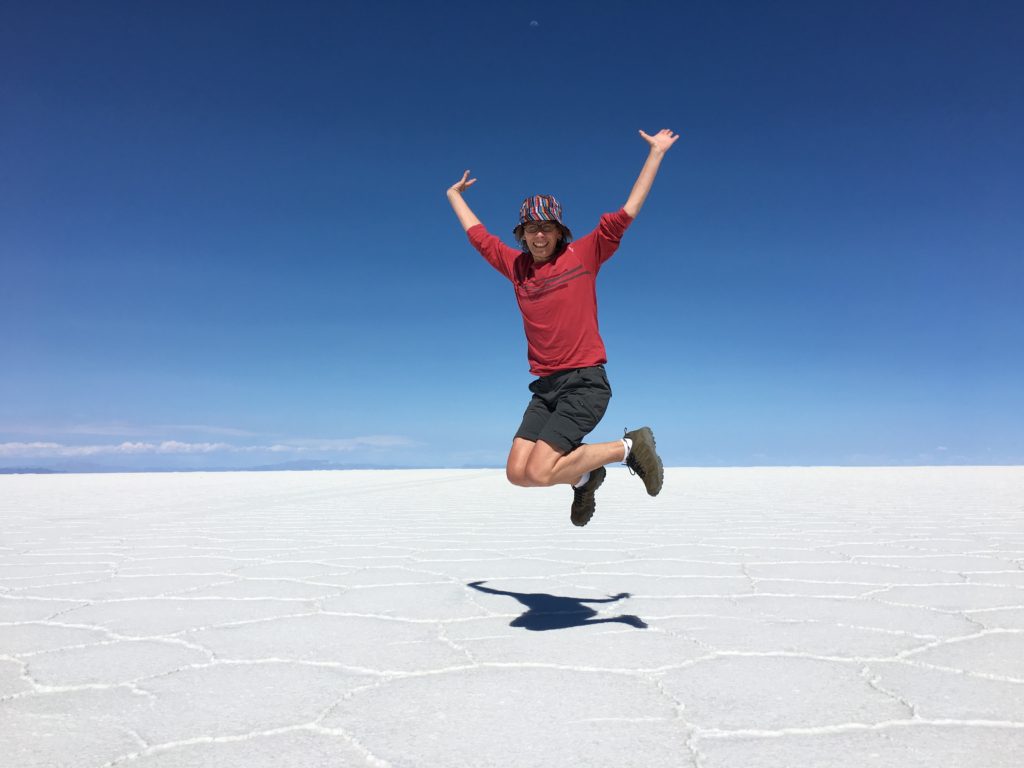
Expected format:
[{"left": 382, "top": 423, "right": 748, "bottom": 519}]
[
  {"left": 448, "top": 170, "right": 477, "bottom": 195},
  {"left": 639, "top": 129, "right": 680, "bottom": 154}
]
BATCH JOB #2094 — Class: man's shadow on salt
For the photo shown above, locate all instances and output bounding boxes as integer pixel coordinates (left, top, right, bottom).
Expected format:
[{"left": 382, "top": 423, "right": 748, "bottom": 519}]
[{"left": 468, "top": 580, "right": 647, "bottom": 631}]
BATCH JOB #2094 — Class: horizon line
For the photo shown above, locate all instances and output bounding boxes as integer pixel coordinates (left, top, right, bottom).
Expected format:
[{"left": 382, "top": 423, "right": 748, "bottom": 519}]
[{"left": 2, "top": 463, "right": 1022, "bottom": 476}]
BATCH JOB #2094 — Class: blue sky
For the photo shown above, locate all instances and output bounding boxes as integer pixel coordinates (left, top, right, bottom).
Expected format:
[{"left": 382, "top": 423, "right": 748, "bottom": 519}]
[{"left": 2, "top": 1, "right": 1021, "bottom": 470}]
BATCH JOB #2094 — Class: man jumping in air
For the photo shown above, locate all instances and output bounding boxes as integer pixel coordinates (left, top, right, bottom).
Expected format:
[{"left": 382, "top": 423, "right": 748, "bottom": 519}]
[{"left": 446, "top": 129, "right": 679, "bottom": 526}]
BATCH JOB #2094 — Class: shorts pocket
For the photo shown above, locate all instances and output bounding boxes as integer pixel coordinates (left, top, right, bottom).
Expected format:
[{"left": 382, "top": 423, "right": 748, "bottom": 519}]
[{"left": 567, "top": 387, "right": 611, "bottom": 433}]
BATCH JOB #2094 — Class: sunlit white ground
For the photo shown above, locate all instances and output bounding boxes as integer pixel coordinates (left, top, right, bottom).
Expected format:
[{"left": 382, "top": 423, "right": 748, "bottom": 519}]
[{"left": 1, "top": 467, "right": 1023, "bottom": 767}]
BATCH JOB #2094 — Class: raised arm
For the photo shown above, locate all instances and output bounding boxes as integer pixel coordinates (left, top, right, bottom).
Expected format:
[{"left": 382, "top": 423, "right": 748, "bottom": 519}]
[
  {"left": 447, "top": 170, "right": 483, "bottom": 231},
  {"left": 622, "top": 129, "right": 680, "bottom": 219}
]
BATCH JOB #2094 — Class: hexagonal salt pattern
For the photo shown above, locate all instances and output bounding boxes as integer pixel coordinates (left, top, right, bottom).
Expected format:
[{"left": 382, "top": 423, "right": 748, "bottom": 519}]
[{"left": 1, "top": 466, "right": 1022, "bottom": 767}]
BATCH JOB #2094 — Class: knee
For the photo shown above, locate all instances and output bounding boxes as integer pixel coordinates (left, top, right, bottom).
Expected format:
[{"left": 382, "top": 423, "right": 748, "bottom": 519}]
[{"left": 506, "top": 466, "right": 532, "bottom": 487}]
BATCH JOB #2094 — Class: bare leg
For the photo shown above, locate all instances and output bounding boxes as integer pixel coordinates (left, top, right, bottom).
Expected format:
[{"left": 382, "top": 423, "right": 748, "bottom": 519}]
[
  {"left": 512, "top": 438, "right": 624, "bottom": 488},
  {"left": 506, "top": 438, "right": 536, "bottom": 486}
]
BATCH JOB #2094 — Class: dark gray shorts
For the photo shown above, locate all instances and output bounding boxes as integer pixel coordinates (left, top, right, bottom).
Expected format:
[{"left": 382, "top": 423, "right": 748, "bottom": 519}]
[{"left": 514, "top": 365, "right": 612, "bottom": 454}]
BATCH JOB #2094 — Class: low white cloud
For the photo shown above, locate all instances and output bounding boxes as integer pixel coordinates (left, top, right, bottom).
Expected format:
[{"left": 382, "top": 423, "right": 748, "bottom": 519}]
[
  {"left": 0, "top": 435, "right": 417, "bottom": 459},
  {"left": 153, "top": 441, "right": 234, "bottom": 454},
  {"left": 263, "top": 444, "right": 297, "bottom": 453},
  {"left": 0, "top": 442, "right": 65, "bottom": 457},
  {"left": 0, "top": 441, "right": 231, "bottom": 457}
]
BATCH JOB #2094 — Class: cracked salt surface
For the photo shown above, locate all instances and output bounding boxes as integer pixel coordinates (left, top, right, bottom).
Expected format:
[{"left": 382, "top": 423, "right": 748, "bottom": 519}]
[{"left": 1, "top": 466, "right": 1022, "bottom": 767}]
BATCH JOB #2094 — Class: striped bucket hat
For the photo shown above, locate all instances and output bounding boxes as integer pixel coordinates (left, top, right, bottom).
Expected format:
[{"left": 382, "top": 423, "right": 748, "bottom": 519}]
[{"left": 513, "top": 194, "right": 573, "bottom": 242}]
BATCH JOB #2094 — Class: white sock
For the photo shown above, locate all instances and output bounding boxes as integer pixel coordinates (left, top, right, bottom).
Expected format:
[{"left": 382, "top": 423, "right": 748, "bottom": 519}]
[
  {"left": 573, "top": 471, "right": 591, "bottom": 489},
  {"left": 621, "top": 437, "right": 632, "bottom": 464}
]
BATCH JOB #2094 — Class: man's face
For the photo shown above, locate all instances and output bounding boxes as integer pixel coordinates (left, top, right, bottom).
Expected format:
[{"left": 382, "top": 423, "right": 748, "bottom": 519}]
[{"left": 523, "top": 221, "right": 561, "bottom": 262}]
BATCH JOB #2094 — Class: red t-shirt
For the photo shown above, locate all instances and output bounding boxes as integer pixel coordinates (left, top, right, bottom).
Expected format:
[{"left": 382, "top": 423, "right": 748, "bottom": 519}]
[{"left": 467, "top": 209, "right": 633, "bottom": 376}]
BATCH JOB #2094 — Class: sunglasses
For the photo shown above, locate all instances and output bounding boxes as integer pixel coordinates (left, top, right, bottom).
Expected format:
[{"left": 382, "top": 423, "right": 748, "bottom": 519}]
[{"left": 522, "top": 222, "right": 560, "bottom": 234}]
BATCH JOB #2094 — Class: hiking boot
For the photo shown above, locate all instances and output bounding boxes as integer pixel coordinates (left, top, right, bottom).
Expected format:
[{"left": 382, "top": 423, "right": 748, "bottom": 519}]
[
  {"left": 624, "top": 427, "right": 663, "bottom": 496},
  {"left": 570, "top": 465, "right": 606, "bottom": 527}
]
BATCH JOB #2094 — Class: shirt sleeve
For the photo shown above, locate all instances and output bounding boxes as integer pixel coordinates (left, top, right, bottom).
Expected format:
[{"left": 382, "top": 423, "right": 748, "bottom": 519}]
[
  {"left": 466, "top": 224, "right": 520, "bottom": 282},
  {"left": 579, "top": 208, "right": 634, "bottom": 270}
]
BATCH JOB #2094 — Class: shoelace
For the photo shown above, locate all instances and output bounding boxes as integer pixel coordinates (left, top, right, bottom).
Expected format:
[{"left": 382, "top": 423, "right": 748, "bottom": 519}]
[
  {"left": 624, "top": 428, "right": 640, "bottom": 478},
  {"left": 626, "top": 454, "right": 647, "bottom": 479}
]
